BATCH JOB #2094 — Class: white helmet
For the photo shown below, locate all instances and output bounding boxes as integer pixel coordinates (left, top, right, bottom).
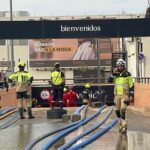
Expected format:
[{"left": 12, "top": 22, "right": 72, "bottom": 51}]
[{"left": 116, "top": 59, "right": 126, "bottom": 66}]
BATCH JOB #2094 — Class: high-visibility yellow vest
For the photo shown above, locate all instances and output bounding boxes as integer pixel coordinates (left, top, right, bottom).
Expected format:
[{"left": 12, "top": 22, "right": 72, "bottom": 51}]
[
  {"left": 9, "top": 71, "right": 32, "bottom": 92},
  {"left": 51, "top": 71, "right": 63, "bottom": 85},
  {"left": 114, "top": 76, "right": 133, "bottom": 95}
]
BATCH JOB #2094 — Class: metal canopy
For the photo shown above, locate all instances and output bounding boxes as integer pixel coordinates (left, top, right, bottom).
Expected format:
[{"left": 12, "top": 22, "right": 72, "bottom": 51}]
[{"left": 0, "top": 18, "right": 150, "bottom": 39}]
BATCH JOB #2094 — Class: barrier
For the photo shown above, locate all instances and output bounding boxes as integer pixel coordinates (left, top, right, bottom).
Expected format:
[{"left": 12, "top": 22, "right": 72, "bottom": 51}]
[
  {"left": 134, "top": 83, "right": 150, "bottom": 107},
  {"left": 0, "top": 88, "right": 17, "bottom": 108},
  {"left": 31, "top": 85, "right": 114, "bottom": 107}
]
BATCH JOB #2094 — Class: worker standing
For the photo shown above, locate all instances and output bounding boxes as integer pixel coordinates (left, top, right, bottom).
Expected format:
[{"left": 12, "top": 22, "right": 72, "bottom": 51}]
[
  {"left": 8, "top": 61, "right": 35, "bottom": 119},
  {"left": 108, "top": 59, "right": 134, "bottom": 133},
  {"left": 82, "top": 83, "right": 91, "bottom": 105},
  {"left": 51, "top": 62, "right": 65, "bottom": 109}
]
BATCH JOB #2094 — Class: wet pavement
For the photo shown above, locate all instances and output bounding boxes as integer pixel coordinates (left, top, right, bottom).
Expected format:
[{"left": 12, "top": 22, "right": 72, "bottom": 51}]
[{"left": 0, "top": 106, "right": 150, "bottom": 150}]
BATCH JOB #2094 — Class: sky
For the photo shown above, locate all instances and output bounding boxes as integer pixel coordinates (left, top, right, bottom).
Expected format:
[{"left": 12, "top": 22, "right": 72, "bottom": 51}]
[{"left": 0, "top": 0, "right": 149, "bottom": 16}]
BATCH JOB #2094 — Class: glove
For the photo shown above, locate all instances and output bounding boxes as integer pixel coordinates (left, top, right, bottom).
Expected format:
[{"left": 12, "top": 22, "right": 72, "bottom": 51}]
[
  {"left": 27, "top": 80, "right": 31, "bottom": 86},
  {"left": 129, "top": 91, "right": 134, "bottom": 97},
  {"left": 4, "top": 78, "right": 9, "bottom": 92},
  {"left": 124, "top": 99, "right": 130, "bottom": 105},
  {"left": 6, "top": 86, "right": 9, "bottom": 92},
  {"left": 8, "top": 78, "right": 13, "bottom": 83},
  {"left": 112, "top": 68, "right": 120, "bottom": 75},
  {"left": 129, "top": 96, "right": 134, "bottom": 102},
  {"left": 30, "top": 77, "right": 34, "bottom": 83}
]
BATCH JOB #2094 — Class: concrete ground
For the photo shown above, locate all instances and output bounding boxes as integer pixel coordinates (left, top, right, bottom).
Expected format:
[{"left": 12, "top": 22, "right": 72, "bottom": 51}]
[{"left": 0, "top": 106, "right": 149, "bottom": 150}]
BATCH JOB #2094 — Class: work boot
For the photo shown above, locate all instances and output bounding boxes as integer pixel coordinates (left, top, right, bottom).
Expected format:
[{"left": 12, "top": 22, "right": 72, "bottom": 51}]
[
  {"left": 19, "top": 108, "right": 25, "bottom": 119},
  {"left": 20, "top": 116, "right": 25, "bottom": 119},
  {"left": 51, "top": 101, "right": 55, "bottom": 110},
  {"left": 58, "top": 101, "right": 64, "bottom": 109},
  {"left": 27, "top": 107, "right": 35, "bottom": 119},
  {"left": 24, "top": 108, "right": 27, "bottom": 112},
  {"left": 118, "top": 118, "right": 122, "bottom": 132},
  {"left": 120, "top": 119, "right": 127, "bottom": 134}
]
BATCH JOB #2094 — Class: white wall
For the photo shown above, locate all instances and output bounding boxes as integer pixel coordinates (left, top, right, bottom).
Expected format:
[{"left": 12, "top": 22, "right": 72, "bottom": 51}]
[
  {"left": 29, "top": 69, "right": 50, "bottom": 79},
  {"left": 126, "top": 39, "right": 137, "bottom": 77},
  {"left": 142, "top": 37, "right": 150, "bottom": 77},
  {"left": 126, "top": 37, "right": 150, "bottom": 78},
  {"left": 14, "top": 46, "right": 29, "bottom": 71},
  {"left": 64, "top": 69, "right": 74, "bottom": 84},
  {"left": 0, "top": 46, "right": 8, "bottom": 60}
]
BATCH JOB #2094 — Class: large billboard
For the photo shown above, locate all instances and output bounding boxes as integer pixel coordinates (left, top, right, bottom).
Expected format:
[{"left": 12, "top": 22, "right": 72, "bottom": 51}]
[{"left": 29, "top": 38, "right": 112, "bottom": 67}]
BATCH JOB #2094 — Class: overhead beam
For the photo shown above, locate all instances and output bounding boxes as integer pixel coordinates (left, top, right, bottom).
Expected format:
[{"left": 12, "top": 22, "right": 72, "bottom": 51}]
[{"left": 0, "top": 18, "right": 150, "bottom": 39}]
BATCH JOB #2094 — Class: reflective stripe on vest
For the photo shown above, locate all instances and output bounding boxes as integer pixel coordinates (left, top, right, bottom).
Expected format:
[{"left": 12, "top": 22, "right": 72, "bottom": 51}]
[
  {"left": 9, "top": 71, "right": 31, "bottom": 83},
  {"left": 51, "top": 71, "right": 63, "bottom": 85}
]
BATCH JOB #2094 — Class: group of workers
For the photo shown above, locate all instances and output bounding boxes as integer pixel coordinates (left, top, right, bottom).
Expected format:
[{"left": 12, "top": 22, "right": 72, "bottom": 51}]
[
  {"left": 49, "top": 63, "right": 92, "bottom": 108},
  {"left": 7, "top": 61, "right": 91, "bottom": 119},
  {"left": 7, "top": 58, "right": 134, "bottom": 134}
]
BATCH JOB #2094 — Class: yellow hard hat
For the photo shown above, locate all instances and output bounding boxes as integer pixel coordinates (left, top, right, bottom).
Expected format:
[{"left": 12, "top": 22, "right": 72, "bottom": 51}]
[
  {"left": 18, "top": 61, "right": 26, "bottom": 67},
  {"left": 85, "top": 83, "right": 91, "bottom": 88}
]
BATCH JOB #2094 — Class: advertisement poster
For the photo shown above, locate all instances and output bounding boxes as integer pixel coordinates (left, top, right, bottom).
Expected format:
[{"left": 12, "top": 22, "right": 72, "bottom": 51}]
[
  {"left": 29, "top": 38, "right": 112, "bottom": 67},
  {"left": 29, "top": 38, "right": 98, "bottom": 67}
]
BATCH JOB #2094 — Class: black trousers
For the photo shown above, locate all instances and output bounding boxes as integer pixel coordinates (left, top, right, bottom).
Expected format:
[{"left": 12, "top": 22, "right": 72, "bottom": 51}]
[{"left": 52, "top": 85, "right": 64, "bottom": 102}]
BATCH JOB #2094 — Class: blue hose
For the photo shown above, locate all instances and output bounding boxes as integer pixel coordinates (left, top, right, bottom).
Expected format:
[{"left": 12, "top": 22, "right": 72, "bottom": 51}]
[
  {"left": 0, "top": 106, "right": 16, "bottom": 116},
  {"left": 58, "top": 106, "right": 114, "bottom": 150},
  {"left": 68, "top": 118, "right": 118, "bottom": 150},
  {"left": 41, "top": 105, "right": 106, "bottom": 150},
  {"left": 25, "top": 106, "right": 86, "bottom": 150},
  {"left": 74, "top": 105, "right": 85, "bottom": 115}
]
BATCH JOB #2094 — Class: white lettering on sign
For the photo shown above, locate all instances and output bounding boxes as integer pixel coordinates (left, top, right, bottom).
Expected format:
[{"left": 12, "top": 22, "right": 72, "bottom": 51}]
[
  {"left": 61, "top": 25, "right": 101, "bottom": 32},
  {"left": 40, "top": 89, "right": 50, "bottom": 100}
]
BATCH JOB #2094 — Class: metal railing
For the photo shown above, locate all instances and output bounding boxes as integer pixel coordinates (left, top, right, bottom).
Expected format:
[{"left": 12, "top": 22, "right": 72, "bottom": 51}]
[
  {"left": 32, "top": 78, "right": 110, "bottom": 86},
  {"left": 1, "top": 77, "right": 150, "bottom": 89},
  {"left": 32, "top": 77, "right": 150, "bottom": 86},
  {"left": 0, "top": 78, "right": 109, "bottom": 89},
  {"left": 134, "top": 77, "right": 150, "bottom": 84}
]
